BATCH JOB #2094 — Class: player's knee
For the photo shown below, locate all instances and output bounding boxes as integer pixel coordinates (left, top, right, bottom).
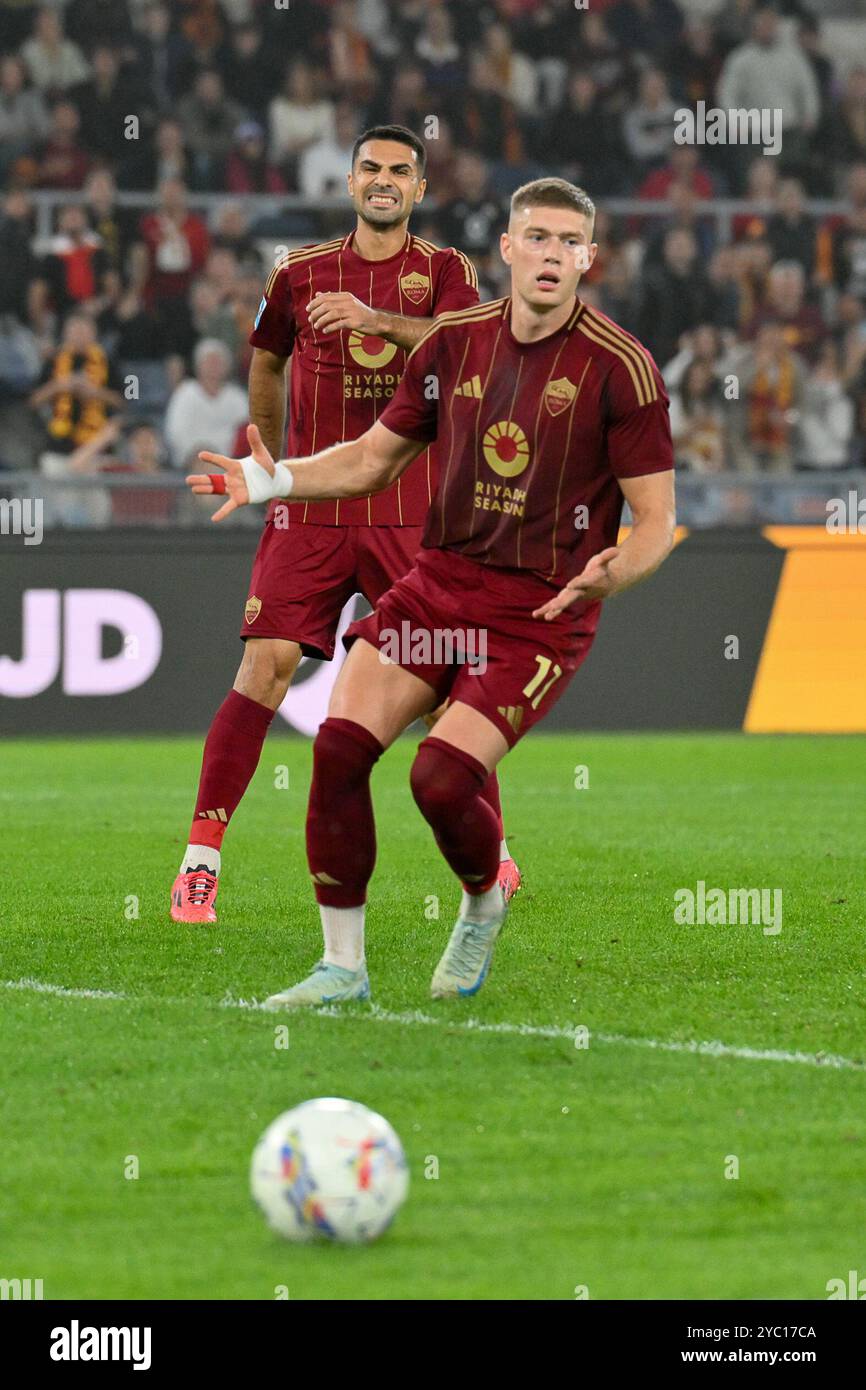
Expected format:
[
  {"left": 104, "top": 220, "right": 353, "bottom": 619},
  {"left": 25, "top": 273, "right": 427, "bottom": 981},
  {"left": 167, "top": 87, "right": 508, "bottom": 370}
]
[
  {"left": 235, "top": 639, "right": 300, "bottom": 707},
  {"left": 312, "top": 717, "right": 383, "bottom": 793},
  {"left": 411, "top": 738, "right": 480, "bottom": 825}
]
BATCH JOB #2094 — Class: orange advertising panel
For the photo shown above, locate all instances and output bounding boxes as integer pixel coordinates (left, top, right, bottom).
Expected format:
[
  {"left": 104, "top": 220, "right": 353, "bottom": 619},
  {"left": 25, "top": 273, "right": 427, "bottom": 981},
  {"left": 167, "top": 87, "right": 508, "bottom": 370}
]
[{"left": 745, "top": 528, "right": 866, "bottom": 733}]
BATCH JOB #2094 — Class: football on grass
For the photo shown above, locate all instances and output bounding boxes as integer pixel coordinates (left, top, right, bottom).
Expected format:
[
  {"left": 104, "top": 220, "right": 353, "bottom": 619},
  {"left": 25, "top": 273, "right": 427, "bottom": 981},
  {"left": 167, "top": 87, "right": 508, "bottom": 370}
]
[{"left": 250, "top": 1097, "right": 410, "bottom": 1243}]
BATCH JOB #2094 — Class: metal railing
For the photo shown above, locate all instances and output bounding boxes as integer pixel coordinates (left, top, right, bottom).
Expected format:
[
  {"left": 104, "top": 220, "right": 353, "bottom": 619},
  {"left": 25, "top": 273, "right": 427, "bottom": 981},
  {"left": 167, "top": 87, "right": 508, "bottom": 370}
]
[{"left": 26, "top": 190, "right": 855, "bottom": 247}]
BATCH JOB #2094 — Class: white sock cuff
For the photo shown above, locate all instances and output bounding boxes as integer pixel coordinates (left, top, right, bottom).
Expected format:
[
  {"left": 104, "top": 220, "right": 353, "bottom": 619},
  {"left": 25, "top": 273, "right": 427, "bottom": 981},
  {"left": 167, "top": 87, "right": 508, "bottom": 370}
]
[
  {"left": 181, "top": 844, "right": 221, "bottom": 875},
  {"left": 320, "top": 903, "right": 366, "bottom": 971},
  {"left": 460, "top": 883, "right": 502, "bottom": 925}
]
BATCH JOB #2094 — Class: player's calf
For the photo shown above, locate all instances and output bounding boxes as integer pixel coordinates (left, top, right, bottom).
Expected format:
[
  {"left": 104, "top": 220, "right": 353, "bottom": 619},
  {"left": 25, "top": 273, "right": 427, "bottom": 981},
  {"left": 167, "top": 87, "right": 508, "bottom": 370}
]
[
  {"left": 424, "top": 705, "right": 518, "bottom": 888},
  {"left": 410, "top": 735, "right": 509, "bottom": 996},
  {"left": 263, "top": 717, "right": 382, "bottom": 1006},
  {"left": 233, "top": 636, "right": 302, "bottom": 710},
  {"left": 410, "top": 736, "right": 501, "bottom": 888},
  {"left": 264, "top": 719, "right": 383, "bottom": 1008},
  {"left": 171, "top": 639, "right": 301, "bottom": 925}
]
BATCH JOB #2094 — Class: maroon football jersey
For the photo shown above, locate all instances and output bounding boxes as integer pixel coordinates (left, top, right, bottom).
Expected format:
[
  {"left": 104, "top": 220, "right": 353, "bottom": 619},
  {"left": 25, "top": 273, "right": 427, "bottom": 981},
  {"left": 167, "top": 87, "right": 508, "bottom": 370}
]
[
  {"left": 379, "top": 296, "right": 674, "bottom": 592},
  {"left": 249, "top": 231, "right": 479, "bottom": 525}
]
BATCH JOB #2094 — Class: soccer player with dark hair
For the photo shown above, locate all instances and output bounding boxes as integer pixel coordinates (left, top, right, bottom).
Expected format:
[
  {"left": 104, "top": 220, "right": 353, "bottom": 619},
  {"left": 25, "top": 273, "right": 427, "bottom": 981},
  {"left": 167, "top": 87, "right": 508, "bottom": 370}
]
[
  {"left": 189, "top": 177, "right": 676, "bottom": 1007},
  {"left": 171, "top": 126, "right": 521, "bottom": 926}
]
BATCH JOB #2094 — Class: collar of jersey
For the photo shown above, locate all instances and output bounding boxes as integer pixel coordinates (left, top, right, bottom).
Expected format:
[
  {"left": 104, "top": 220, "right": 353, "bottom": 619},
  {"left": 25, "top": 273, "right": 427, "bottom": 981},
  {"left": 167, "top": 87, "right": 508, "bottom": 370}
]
[
  {"left": 501, "top": 295, "right": 584, "bottom": 350},
  {"left": 341, "top": 230, "right": 412, "bottom": 265}
]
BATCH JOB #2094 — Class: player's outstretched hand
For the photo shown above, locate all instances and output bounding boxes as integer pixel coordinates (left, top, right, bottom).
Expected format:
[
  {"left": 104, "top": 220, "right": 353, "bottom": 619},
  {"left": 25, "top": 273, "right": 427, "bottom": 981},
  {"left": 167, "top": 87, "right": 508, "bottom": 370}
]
[
  {"left": 187, "top": 424, "right": 275, "bottom": 523},
  {"left": 532, "top": 547, "right": 621, "bottom": 620}
]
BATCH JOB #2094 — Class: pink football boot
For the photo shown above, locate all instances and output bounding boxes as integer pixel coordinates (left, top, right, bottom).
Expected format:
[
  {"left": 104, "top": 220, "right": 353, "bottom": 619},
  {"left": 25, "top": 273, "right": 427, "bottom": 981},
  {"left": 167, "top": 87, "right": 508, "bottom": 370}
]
[
  {"left": 497, "top": 857, "right": 522, "bottom": 903},
  {"left": 171, "top": 865, "right": 219, "bottom": 924}
]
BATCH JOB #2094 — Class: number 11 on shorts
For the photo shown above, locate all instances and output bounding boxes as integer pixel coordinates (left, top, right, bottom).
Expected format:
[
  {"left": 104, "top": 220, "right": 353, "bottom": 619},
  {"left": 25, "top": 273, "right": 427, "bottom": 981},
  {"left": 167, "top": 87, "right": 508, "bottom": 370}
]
[{"left": 523, "top": 654, "right": 563, "bottom": 710}]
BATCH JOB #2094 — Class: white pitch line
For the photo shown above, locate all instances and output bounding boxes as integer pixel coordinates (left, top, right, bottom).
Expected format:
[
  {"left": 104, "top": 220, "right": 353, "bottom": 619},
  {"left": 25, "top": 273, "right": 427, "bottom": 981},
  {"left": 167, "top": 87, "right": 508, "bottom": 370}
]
[
  {"left": 220, "top": 995, "right": 865, "bottom": 1072},
  {"left": 3, "top": 979, "right": 863, "bottom": 1072},
  {"left": 2, "top": 976, "right": 126, "bottom": 1001},
  {"left": 588, "top": 1030, "right": 863, "bottom": 1071}
]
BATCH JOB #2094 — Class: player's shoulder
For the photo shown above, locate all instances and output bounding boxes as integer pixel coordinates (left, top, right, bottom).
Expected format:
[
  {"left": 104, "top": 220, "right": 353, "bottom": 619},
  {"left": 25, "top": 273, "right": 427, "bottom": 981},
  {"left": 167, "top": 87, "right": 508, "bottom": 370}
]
[
  {"left": 411, "top": 235, "right": 479, "bottom": 290},
  {"left": 575, "top": 302, "right": 664, "bottom": 407},
  {"left": 263, "top": 237, "right": 346, "bottom": 295},
  {"left": 408, "top": 297, "right": 508, "bottom": 360}
]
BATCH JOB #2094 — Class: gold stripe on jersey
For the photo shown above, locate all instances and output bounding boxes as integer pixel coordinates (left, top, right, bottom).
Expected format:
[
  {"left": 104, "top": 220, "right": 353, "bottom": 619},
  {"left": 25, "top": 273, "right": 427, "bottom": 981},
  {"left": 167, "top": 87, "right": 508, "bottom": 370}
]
[
  {"left": 339, "top": 243, "right": 346, "bottom": 463},
  {"left": 414, "top": 299, "right": 505, "bottom": 339},
  {"left": 585, "top": 308, "right": 655, "bottom": 404},
  {"left": 581, "top": 309, "right": 656, "bottom": 405},
  {"left": 577, "top": 317, "right": 649, "bottom": 407},
  {"left": 309, "top": 262, "right": 321, "bottom": 457},
  {"left": 420, "top": 239, "right": 437, "bottom": 509},
  {"left": 411, "top": 240, "right": 435, "bottom": 517},
  {"left": 395, "top": 241, "right": 412, "bottom": 550},
  {"left": 265, "top": 239, "right": 343, "bottom": 526},
  {"left": 335, "top": 248, "right": 347, "bottom": 528},
  {"left": 301, "top": 256, "right": 327, "bottom": 524},
  {"left": 515, "top": 332, "right": 571, "bottom": 570},
  {"left": 263, "top": 239, "right": 343, "bottom": 298},
  {"left": 368, "top": 267, "right": 375, "bottom": 526},
  {"left": 457, "top": 249, "right": 479, "bottom": 290},
  {"left": 421, "top": 242, "right": 435, "bottom": 317},
  {"left": 549, "top": 356, "right": 592, "bottom": 579},
  {"left": 437, "top": 334, "right": 474, "bottom": 546},
  {"left": 467, "top": 316, "right": 507, "bottom": 547},
  {"left": 413, "top": 236, "right": 441, "bottom": 256},
  {"left": 396, "top": 246, "right": 406, "bottom": 318},
  {"left": 578, "top": 310, "right": 656, "bottom": 407},
  {"left": 414, "top": 238, "right": 480, "bottom": 294},
  {"left": 583, "top": 307, "right": 656, "bottom": 386},
  {"left": 406, "top": 299, "right": 507, "bottom": 361}
]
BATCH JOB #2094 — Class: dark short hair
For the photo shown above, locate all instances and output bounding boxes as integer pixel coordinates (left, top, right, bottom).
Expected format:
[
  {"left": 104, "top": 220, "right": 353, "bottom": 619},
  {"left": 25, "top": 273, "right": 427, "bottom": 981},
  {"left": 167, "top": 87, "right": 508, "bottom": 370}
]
[
  {"left": 351, "top": 125, "right": 426, "bottom": 176},
  {"left": 510, "top": 177, "right": 595, "bottom": 229}
]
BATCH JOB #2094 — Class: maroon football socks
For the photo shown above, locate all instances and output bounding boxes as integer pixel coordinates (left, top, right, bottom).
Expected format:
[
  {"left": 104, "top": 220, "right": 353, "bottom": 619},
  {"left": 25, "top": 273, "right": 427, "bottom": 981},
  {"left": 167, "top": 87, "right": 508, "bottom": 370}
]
[
  {"left": 306, "top": 717, "right": 384, "bottom": 907},
  {"left": 188, "top": 690, "right": 276, "bottom": 850},
  {"left": 410, "top": 736, "right": 500, "bottom": 892},
  {"left": 478, "top": 767, "right": 505, "bottom": 841}
]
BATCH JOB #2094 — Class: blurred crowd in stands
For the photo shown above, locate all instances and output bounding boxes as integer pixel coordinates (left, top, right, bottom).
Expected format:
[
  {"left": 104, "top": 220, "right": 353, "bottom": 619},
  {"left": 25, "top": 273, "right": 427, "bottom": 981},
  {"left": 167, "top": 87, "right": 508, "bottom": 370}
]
[{"left": 1, "top": 0, "right": 866, "bottom": 511}]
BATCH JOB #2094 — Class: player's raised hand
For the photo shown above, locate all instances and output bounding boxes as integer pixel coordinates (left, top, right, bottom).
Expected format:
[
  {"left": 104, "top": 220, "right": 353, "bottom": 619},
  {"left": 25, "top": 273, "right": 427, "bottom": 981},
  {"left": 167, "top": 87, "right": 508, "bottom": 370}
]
[
  {"left": 532, "top": 547, "right": 621, "bottom": 620},
  {"left": 307, "top": 291, "right": 377, "bottom": 335},
  {"left": 187, "top": 424, "right": 275, "bottom": 523}
]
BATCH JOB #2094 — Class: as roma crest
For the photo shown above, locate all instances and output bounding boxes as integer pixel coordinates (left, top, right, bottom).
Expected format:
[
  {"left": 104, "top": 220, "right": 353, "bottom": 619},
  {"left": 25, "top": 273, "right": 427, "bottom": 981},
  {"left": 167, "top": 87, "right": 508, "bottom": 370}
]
[
  {"left": 400, "top": 271, "right": 430, "bottom": 305},
  {"left": 245, "top": 596, "right": 262, "bottom": 625},
  {"left": 544, "top": 377, "right": 577, "bottom": 418}
]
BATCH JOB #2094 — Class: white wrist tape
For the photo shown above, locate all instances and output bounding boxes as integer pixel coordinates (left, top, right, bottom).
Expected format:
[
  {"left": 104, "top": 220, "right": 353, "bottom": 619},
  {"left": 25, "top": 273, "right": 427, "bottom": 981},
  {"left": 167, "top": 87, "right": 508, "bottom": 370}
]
[
  {"left": 272, "top": 461, "right": 294, "bottom": 500},
  {"left": 240, "top": 455, "right": 294, "bottom": 504}
]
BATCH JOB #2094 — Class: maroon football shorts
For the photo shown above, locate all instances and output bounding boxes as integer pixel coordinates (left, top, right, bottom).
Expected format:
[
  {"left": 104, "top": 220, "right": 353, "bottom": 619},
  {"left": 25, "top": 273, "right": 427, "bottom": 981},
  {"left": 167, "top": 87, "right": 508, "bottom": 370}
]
[
  {"left": 240, "top": 517, "right": 424, "bottom": 659},
  {"left": 343, "top": 547, "right": 600, "bottom": 748}
]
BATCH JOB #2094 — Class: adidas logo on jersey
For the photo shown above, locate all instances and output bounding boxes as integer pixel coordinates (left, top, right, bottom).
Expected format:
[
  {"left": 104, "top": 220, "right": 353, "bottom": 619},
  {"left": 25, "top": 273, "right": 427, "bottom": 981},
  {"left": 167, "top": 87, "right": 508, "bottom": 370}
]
[
  {"left": 454, "top": 375, "right": 483, "bottom": 399},
  {"left": 497, "top": 705, "right": 524, "bottom": 733}
]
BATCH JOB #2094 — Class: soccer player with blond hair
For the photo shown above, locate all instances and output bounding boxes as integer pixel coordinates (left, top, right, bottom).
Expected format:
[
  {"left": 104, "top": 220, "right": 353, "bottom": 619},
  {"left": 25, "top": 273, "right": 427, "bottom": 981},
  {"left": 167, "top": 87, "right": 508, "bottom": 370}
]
[{"left": 190, "top": 177, "right": 676, "bottom": 1006}]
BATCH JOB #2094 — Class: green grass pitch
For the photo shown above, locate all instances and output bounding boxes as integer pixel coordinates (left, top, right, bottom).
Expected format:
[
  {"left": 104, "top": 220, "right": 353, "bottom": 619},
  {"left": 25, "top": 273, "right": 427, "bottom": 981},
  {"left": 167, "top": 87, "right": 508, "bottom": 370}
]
[{"left": 1, "top": 732, "right": 864, "bottom": 1301}]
